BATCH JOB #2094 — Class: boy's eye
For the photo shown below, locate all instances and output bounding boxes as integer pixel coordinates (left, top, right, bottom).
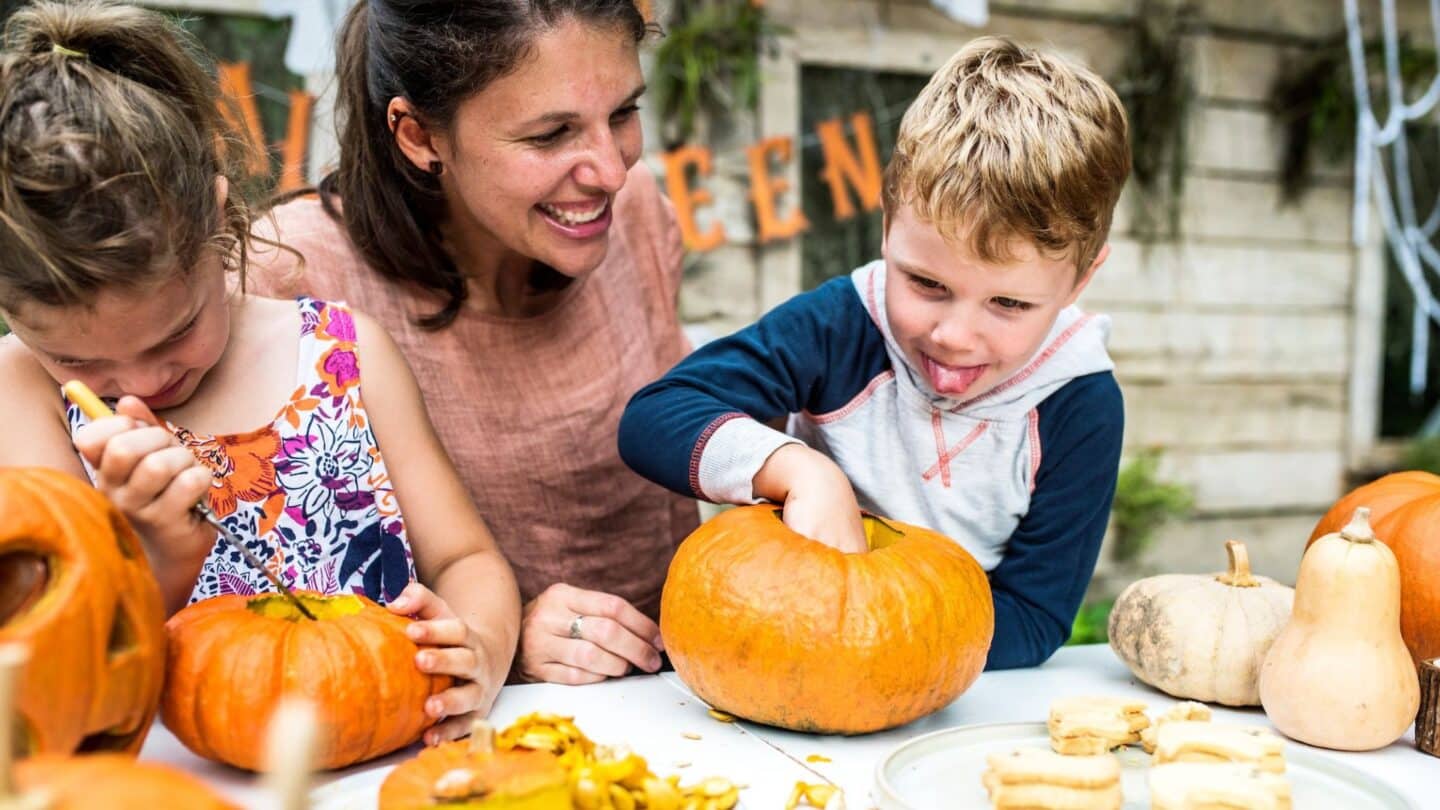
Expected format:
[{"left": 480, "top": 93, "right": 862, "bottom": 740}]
[
  {"left": 908, "top": 274, "right": 945, "bottom": 291},
  {"left": 993, "top": 297, "right": 1034, "bottom": 311}
]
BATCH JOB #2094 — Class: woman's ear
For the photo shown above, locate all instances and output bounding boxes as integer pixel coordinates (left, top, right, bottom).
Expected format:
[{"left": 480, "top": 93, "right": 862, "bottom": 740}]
[{"left": 387, "top": 97, "right": 443, "bottom": 174}]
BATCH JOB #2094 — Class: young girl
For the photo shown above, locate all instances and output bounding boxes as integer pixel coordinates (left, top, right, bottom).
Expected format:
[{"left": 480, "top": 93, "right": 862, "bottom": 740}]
[{"left": 0, "top": 0, "right": 518, "bottom": 744}]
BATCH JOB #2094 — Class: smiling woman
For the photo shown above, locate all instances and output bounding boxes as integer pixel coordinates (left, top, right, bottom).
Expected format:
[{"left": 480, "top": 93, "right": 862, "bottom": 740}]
[{"left": 246, "top": 0, "right": 698, "bottom": 687}]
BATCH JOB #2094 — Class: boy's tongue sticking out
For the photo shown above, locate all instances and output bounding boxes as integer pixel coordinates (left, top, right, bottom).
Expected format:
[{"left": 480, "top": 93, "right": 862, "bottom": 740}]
[{"left": 922, "top": 354, "right": 988, "bottom": 397}]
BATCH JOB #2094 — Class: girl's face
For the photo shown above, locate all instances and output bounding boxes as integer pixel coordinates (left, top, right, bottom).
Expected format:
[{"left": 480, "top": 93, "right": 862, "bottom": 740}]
[
  {"left": 430, "top": 17, "right": 645, "bottom": 278},
  {"left": 4, "top": 253, "right": 231, "bottom": 411}
]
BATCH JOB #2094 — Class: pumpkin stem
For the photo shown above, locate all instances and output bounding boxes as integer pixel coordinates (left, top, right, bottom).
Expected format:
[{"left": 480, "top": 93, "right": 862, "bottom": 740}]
[
  {"left": 468, "top": 720, "right": 495, "bottom": 756},
  {"left": 1216, "top": 540, "right": 1259, "bottom": 587},
  {"left": 0, "top": 644, "right": 29, "bottom": 801},
  {"left": 262, "top": 697, "right": 317, "bottom": 810},
  {"left": 1339, "top": 507, "right": 1378, "bottom": 544}
]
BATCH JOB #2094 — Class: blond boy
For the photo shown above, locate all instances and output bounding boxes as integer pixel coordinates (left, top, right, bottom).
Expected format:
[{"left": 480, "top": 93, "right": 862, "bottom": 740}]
[{"left": 620, "top": 37, "right": 1130, "bottom": 668}]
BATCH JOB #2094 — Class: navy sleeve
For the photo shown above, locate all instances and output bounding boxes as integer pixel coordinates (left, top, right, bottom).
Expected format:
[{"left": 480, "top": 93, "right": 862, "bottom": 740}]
[
  {"left": 618, "top": 275, "right": 888, "bottom": 499},
  {"left": 984, "top": 371, "right": 1124, "bottom": 670}
]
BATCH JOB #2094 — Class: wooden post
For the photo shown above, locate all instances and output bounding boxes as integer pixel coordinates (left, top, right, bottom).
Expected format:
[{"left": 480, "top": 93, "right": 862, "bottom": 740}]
[
  {"left": 0, "top": 644, "right": 29, "bottom": 804},
  {"left": 263, "top": 698, "right": 317, "bottom": 810},
  {"left": 1419, "top": 658, "right": 1440, "bottom": 757}
]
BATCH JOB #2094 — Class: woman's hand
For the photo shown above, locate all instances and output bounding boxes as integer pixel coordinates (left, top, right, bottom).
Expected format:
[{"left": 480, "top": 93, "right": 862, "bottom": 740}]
[
  {"left": 515, "top": 583, "right": 664, "bottom": 685},
  {"left": 753, "top": 444, "right": 868, "bottom": 553},
  {"left": 390, "top": 582, "right": 506, "bottom": 745},
  {"left": 71, "top": 395, "right": 216, "bottom": 607}
]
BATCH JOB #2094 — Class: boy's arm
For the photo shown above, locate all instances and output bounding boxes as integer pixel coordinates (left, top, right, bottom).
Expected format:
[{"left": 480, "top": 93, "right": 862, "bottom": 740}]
[
  {"left": 620, "top": 278, "right": 880, "bottom": 504},
  {"left": 985, "top": 372, "right": 1124, "bottom": 670}
]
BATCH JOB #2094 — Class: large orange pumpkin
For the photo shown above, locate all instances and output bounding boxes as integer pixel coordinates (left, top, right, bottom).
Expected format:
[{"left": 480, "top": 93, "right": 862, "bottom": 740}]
[
  {"left": 161, "top": 591, "right": 450, "bottom": 771},
  {"left": 1309, "top": 471, "right": 1440, "bottom": 665},
  {"left": 660, "top": 506, "right": 994, "bottom": 734},
  {"left": 13, "top": 754, "right": 236, "bottom": 809},
  {"left": 0, "top": 468, "right": 166, "bottom": 755}
]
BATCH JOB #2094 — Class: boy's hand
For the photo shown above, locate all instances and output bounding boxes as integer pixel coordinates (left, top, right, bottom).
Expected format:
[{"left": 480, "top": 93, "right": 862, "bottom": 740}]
[
  {"left": 71, "top": 395, "right": 215, "bottom": 571},
  {"left": 754, "top": 444, "right": 868, "bottom": 553},
  {"left": 390, "top": 582, "right": 503, "bottom": 745}
]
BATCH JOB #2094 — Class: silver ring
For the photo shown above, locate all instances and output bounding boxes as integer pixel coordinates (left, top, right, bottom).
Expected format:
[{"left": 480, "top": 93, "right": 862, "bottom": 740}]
[{"left": 568, "top": 614, "right": 585, "bottom": 640}]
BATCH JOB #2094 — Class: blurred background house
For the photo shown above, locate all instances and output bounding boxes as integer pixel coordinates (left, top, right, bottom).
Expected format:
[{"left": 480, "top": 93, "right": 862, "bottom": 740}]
[{"left": 3, "top": 0, "right": 1437, "bottom": 630}]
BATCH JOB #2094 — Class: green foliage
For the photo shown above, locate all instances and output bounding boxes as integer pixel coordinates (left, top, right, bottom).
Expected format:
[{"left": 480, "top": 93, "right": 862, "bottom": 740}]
[
  {"left": 1110, "top": 449, "right": 1194, "bottom": 563},
  {"left": 1402, "top": 434, "right": 1440, "bottom": 475},
  {"left": 1270, "top": 35, "right": 1437, "bottom": 202},
  {"left": 1067, "top": 599, "right": 1114, "bottom": 646},
  {"left": 1113, "top": 0, "right": 1197, "bottom": 240},
  {"left": 651, "top": 0, "right": 787, "bottom": 147}
]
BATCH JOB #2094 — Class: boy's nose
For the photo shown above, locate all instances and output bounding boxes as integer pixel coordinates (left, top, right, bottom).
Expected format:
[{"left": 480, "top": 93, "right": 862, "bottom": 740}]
[{"left": 929, "top": 318, "right": 980, "bottom": 356}]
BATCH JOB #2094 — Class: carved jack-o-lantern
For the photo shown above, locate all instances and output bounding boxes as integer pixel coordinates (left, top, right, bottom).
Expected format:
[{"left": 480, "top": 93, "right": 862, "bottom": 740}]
[{"left": 0, "top": 468, "right": 166, "bottom": 755}]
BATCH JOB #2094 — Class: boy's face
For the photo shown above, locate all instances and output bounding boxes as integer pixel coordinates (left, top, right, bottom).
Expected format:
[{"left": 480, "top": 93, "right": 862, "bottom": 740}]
[{"left": 882, "top": 202, "right": 1106, "bottom": 400}]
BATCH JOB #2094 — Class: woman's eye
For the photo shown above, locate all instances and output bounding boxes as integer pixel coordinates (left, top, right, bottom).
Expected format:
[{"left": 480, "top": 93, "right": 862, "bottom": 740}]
[
  {"left": 993, "top": 297, "right": 1033, "bottom": 311},
  {"left": 529, "top": 126, "right": 567, "bottom": 146}
]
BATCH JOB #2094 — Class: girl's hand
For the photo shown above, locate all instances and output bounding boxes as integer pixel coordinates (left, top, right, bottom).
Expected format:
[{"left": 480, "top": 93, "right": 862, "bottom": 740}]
[
  {"left": 754, "top": 444, "right": 868, "bottom": 553},
  {"left": 71, "top": 395, "right": 215, "bottom": 570},
  {"left": 515, "top": 583, "right": 663, "bottom": 685},
  {"left": 390, "top": 582, "right": 503, "bottom": 745}
]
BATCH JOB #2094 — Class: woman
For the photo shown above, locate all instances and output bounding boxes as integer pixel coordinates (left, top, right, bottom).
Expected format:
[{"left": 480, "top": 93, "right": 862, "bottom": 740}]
[{"left": 249, "top": 0, "right": 697, "bottom": 686}]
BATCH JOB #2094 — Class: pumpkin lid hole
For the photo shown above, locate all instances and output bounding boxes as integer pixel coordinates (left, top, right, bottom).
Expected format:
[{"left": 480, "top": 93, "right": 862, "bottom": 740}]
[
  {"left": 246, "top": 592, "right": 364, "bottom": 621},
  {"left": 105, "top": 605, "right": 138, "bottom": 661},
  {"left": 0, "top": 552, "right": 49, "bottom": 627},
  {"left": 8, "top": 712, "right": 35, "bottom": 761}
]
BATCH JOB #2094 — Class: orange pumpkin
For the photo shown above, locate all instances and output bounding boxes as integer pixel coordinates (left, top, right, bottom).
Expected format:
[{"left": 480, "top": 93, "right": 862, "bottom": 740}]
[
  {"left": 660, "top": 506, "right": 994, "bottom": 734},
  {"left": 1308, "top": 471, "right": 1440, "bottom": 665},
  {"left": 13, "top": 754, "right": 236, "bottom": 809},
  {"left": 378, "top": 740, "right": 569, "bottom": 809},
  {"left": 161, "top": 591, "right": 449, "bottom": 771},
  {"left": 0, "top": 468, "right": 166, "bottom": 755}
]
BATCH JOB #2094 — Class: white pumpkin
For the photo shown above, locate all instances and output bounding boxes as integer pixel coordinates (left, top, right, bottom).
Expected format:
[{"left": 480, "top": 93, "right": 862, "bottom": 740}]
[{"left": 1108, "top": 540, "right": 1293, "bottom": 706}]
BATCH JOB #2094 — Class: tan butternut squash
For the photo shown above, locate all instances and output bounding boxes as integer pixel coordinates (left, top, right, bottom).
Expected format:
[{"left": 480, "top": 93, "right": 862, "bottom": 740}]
[
  {"left": 1108, "top": 540, "right": 1293, "bottom": 706},
  {"left": 1259, "top": 508, "right": 1420, "bottom": 750}
]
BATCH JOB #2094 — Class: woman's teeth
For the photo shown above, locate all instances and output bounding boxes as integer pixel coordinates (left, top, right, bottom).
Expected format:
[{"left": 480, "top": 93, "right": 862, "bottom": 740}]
[{"left": 540, "top": 201, "right": 606, "bottom": 225}]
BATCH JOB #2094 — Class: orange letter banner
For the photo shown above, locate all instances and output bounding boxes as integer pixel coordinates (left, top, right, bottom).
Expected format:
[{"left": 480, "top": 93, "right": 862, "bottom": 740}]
[
  {"left": 661, "top": 145, "right": 726, "bottom": 252},
  {"left": 216, "top": 62, "right": 270, "bottom": 175},
  {"left": 277, "top": 90, "right": 314, "bottom": 192},
  {"left": 816, "top": 111, "right": 883, "bottom": 221},
  {"left": 746, "top": 135, "right": 809, "bottom": 243}
]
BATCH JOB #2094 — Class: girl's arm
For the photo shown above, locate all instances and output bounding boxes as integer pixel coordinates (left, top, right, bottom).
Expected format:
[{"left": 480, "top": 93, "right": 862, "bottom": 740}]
[
  {"left": 0, "top": 339, "right": 214, "bottom": 613},
  {"left": 353, "top": 313, "right": 521, "bottom": 741}
]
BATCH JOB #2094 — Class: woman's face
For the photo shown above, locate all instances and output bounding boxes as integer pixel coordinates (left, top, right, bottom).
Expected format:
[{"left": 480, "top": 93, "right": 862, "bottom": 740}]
[{"left": 432, "top": 18, "right": 645, "bottom": 278}]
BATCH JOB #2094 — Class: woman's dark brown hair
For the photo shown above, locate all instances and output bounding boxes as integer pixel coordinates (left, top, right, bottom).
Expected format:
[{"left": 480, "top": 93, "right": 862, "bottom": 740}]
[
  {"left": 324, "top": 0, "right": 649, "bottom": 328},
  {"left": 0, "top": 0, "right": 256, "bottom": 309}
]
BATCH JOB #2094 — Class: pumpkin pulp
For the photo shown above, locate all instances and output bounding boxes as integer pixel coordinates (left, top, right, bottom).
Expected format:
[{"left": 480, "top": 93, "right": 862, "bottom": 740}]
[{"left": 245, "top": 592, "right": 365, "bottom": 621}]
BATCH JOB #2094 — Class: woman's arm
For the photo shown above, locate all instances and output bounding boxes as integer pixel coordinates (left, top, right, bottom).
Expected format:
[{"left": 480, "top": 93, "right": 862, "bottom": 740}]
[{"left": 353, "top": 312, "right": 521, "bottom": 740}]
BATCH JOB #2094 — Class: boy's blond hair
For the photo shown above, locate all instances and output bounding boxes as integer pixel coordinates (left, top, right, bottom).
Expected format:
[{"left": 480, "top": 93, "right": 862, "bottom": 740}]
[{"left": 882, "top": 36, "right": 1130, "bottom": 279}]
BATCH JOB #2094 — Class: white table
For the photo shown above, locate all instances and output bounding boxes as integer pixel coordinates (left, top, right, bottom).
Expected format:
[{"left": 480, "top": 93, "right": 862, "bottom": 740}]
[{"left": 140, "top": 644, "right": 1439, "bottom": 808}]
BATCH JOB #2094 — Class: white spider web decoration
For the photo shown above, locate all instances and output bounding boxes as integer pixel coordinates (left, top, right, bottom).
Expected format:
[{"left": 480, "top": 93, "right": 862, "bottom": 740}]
[{"left": 1348, "top": 0, "right": 1440, "bottom": 403}]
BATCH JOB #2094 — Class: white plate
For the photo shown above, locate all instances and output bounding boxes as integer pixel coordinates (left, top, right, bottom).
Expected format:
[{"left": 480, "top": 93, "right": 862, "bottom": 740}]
[
  {"left": 311, "top": 765, "right": 394, "bottom": 810},
  {"left": 870, "top": 722, "right": 1415, "bottom": 810}
]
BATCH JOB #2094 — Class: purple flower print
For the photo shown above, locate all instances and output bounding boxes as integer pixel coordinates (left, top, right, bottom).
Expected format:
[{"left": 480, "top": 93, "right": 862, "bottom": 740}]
[{"left": 276, "top": 412, "right": 375, "bottom": 534}]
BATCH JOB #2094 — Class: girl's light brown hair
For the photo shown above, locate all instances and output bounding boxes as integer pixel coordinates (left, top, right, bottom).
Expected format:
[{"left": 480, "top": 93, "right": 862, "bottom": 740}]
[
  {"left": 882, "top": 36, "right": 1131, "bottom": 279},
  {"left": 0, "top": 0, "right": 256, "bottom": 310}
]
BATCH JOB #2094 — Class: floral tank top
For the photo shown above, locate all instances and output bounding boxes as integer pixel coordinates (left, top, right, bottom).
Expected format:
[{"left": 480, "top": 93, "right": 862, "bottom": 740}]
[{"left": 67, "top": 298, "right": 416, "bottom": 605}]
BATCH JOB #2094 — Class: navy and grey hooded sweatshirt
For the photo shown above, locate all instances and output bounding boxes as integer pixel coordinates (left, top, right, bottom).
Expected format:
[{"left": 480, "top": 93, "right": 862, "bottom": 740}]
[{"left": 620, "top": 260, "right": 1124, "bottom": 669}]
